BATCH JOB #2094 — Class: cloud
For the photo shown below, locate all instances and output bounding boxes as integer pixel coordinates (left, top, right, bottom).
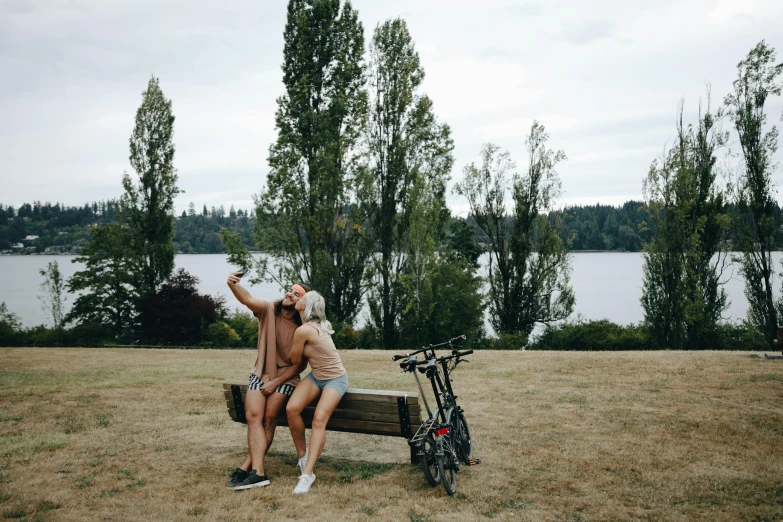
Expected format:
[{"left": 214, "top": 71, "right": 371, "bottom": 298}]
[
  {"left": 474, "top": 114, "right": 580, "bottom": 141},
  {"left": 709, "top": 0, "right": 759, "bottom": 23},
  {"left": 509, "top": 3, "right": 543, "bottom": 17},
  {"left": 1, "top": 0, "right": 783, "bottom": 216},
  {"left": 422, "top": 58, "right": 542, "bottom": 120},
  {"left": 562, "top": 19, "right": 613, "bottom": 46}
]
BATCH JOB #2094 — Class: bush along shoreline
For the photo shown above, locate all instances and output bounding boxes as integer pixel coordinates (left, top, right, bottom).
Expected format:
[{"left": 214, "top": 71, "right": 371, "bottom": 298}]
[{"left": 1, "top": 302, "right": 770, "bottom": 351}]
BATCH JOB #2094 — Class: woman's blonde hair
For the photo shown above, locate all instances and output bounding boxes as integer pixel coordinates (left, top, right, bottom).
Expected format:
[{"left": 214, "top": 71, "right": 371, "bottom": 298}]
[{"left": 301, "top": 291, "right": 334, "bottom": 335}]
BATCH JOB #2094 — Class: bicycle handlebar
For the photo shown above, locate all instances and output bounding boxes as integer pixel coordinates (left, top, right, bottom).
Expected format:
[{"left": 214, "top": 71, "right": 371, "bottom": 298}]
[
  {"left": 430, "top": 335, "right": 466, "bottom": 349},
  {"left": 391, "top": 335, "right": 467, "bottom": 361}
]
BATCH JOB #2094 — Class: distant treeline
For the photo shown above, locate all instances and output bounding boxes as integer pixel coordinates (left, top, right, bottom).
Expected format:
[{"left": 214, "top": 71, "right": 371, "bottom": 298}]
[
  {"left": 4, "top": 199, "right": 783, "bottom": 255},
  {"left": 0, "top": 201, "right": 254, "bottom": 254}
]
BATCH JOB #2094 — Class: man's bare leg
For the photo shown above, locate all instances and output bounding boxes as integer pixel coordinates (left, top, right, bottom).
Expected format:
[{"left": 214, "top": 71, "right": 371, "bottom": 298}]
[
  {"left": 236, "top": 391, "right": 291, "bottom": 471},
  {"left": 263, "top": 392, "right": 289, "bottom": 452},
  {"left": 244, "top": 390, "right": 268, "bottom": 475}
]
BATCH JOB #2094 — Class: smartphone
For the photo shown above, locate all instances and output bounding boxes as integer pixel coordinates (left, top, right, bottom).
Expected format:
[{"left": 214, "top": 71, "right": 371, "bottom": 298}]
[{"left": 233, "top": 267, "right": 248, "bottom": 284}]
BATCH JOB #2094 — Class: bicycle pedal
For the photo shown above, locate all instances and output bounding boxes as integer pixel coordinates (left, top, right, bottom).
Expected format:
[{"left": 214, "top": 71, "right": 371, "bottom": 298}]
[{"left": 468, "top": 459, "right": 481, "bottom": 466}]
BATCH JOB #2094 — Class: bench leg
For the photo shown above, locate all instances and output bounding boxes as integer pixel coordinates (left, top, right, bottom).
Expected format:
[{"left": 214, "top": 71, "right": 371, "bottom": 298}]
[{"left": 410, "top": 443, "right": 418, "bottom": 465}]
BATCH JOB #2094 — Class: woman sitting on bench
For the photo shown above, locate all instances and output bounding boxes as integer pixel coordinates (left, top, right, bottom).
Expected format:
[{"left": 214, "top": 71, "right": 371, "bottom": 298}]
[{"left": 286, "top": 291, "right": 348, "bottom": 494}]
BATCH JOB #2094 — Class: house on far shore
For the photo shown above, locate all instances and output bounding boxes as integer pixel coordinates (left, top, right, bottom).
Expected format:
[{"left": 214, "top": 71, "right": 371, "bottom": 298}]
[{"left": 23, "top": 235, "right": 39, "bottom": 242}]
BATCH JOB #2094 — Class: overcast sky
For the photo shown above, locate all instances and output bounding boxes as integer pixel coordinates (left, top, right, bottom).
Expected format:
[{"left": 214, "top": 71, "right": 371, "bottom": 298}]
[{"left": 1, "top": 0, "right": 782, "bottom": 217}]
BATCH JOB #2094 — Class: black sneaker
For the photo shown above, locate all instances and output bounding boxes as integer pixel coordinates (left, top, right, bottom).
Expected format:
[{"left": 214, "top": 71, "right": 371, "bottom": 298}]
[
  {"left": 226, "top": 468, "right": 249, "bottom": 490},
  {"left": 231, "top": 470, "right": 270, "bottom": 490}
]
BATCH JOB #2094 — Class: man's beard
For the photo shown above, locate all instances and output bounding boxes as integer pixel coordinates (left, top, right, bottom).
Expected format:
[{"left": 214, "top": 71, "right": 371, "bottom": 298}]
[{"left": 281, "top": 301, "right": 296, "bottom": 311}]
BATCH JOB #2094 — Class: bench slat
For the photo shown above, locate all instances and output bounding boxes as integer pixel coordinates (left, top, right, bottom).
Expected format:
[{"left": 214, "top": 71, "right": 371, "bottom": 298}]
[
  {"left": 222, "top": 400, "right": 420, "bottom": 424},
  {"left": 223, "top": 392, "right": 420, "bottom": 416},
  {"left": 226, "top": 408, "right": 421, "bottom": 437}
]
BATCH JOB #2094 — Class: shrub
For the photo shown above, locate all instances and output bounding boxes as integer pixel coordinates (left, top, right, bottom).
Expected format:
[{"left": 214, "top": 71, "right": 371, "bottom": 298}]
[
  {"left": 203, "top": 321, "right": 241, "bottom": 348},
  {"left": 0, "top": 302, "right": 23, "bottom": 346},
  {"left": 482, "top": 333, "right": 528, "bottom": 350},
  {"left": 528, "top": 320, "right": 651, "bottom": 351},
  {"left": 527, "top": 319, "right": 767, "bottom": 351},
  {"left": 333, "top": 323, "right": 359, "bottom": 350},
  {"left": 224, "top": 310, "right": 258, "bottom": 348},
  {"left": 136, "top": 269, "right": 225, "bottom": 345},
  {"left": 711, "top": 321, "right": 768, "bottom": 351}
]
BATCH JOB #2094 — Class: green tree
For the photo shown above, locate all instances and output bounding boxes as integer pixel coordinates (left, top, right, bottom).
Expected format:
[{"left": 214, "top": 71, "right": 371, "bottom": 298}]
[
  {"left": 0, "top": 302, "right": 23, "bottom": 346},
  {"left": 38, "top": 260, "right": 67, "bottom": 331},
  {"left": 362, "top": 18, "right": 454, "bottom": 348},
  {"left": 399, "top": 218, "right": 486, "bottom": 348},
  {"left": 257, "top": 0, "right": 368, "bottom": 324},
  {"left": 122, "top": 76, "right": 181, "bottom": 297},
  {"left": 66, "top": 223, "right": 139, "bottom": 338},
  {"left": 447, "top": 219, "right": 483, "bottom": 268},
  {"left": 397, "top": 175, "right": 442, "bottom": 348},
  {"left": 724, "top": 40, "right": 783, "bottom": 346},
  {"left": 455, "top": 122, "right": 573, "bottom": 341},
  {"left": 642, "top": 99, "right": 729, "bottom": 349}
]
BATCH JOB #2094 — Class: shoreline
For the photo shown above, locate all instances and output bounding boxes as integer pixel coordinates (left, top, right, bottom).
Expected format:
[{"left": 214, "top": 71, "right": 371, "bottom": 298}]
[{"left": 0, "top": 250, "right": 641, "bottom": 256}]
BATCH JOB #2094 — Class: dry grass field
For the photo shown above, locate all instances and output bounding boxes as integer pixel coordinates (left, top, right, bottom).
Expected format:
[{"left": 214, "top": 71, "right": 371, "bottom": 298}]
[{"left": 0, "top": 348, "right": 782, "bottom": 521}]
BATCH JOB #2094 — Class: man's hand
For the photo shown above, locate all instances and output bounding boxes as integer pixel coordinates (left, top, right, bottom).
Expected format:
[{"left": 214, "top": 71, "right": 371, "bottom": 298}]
[
  {"left": 260, "top": 379, "right": 277, "bottom": 396},
  {"left": 227, "top": 271, "right": 244, "bottom": 286}
]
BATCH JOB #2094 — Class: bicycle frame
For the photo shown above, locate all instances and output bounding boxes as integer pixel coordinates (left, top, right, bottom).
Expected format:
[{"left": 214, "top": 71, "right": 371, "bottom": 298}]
[
  {"left": 393, "top": 336, "right": 477, "bottom": 495},
  {"left": 394, "top": 336, "right": 464, "bottom": 422}
]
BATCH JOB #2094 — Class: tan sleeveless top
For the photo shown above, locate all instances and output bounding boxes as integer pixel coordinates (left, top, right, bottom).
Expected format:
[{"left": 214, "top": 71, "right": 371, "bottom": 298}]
[
  {"left": 252, "top": 301, "right": 301, "bottom": 387},
  {"left": 301, "top": 323, "right": 346, "bottom": 381}
]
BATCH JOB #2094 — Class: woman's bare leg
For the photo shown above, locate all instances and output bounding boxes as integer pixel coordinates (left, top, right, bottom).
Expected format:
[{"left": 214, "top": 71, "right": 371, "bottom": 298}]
[
  {"left": 303, "top": 388, "right": 342, "bottom": 475},
  {"left": 285, "top": 379, "right": 321, "bottom": 459}
]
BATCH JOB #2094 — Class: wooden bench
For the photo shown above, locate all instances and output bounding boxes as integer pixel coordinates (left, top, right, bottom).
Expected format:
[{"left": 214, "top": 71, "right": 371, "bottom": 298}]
[{"left": 222, "top": 380, "right": 422, "bottom": 463}]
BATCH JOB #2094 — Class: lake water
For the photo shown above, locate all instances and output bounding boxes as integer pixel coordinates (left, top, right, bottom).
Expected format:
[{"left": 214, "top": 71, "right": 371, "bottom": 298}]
[{"left": 0, "top": 252, "right": 775, "bottom": 331}]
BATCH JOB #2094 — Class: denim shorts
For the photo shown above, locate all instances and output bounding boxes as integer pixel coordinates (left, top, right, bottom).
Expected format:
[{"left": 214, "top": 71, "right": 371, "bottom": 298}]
[{"left": 304, "top": 372, "right": 349, "bottom": 397}]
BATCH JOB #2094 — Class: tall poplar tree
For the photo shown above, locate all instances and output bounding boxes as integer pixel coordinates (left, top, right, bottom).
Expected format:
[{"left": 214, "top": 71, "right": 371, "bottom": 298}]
[
  {"left": 362, "top": 18, "right": 454, "bottom": 348},
  {"left": 724, "top": 41, "right": 783, "bottom": 346},
  {"left": 258, "top": 0, "right": 368, "bottom": 324},
  {"left": 67, "top": 76, "right": 179, "bottom": 336},
  {"left": 642, "top": 99, "right": 729, "bottom": 349},
  {"left": 122, "top": 76, "right": 181, "bottom": 297}
]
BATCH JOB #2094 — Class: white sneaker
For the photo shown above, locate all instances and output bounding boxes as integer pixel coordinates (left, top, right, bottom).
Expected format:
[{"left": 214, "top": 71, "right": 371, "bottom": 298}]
[
  {"left": 293, "top": 473, "right": 315, "bottom": 494},
  {"left": 297, "top": 455, "right": 307, "bottom": 476}
]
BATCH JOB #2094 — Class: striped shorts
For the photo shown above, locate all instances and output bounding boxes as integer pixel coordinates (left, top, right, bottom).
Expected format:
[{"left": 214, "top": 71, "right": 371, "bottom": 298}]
[{"left": 248, "top": 374, "right": 295, "bottom": 396}]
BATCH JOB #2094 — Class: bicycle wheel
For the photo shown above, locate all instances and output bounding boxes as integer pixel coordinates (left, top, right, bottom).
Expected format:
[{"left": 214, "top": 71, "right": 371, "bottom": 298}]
[
  {"left": 419, "top": 432, "right": 440, "bottom": 487},
  {"left": 454, "top": 410, "right": 473, "bottom": 465},
  {"left": 436, "top": 452, "right": 456, "bottom": 496}
]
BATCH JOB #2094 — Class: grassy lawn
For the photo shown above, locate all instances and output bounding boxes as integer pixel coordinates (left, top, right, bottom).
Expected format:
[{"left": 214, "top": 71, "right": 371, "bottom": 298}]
[{"left": 0, "top": 348, "right": 781, "bottom": 521}]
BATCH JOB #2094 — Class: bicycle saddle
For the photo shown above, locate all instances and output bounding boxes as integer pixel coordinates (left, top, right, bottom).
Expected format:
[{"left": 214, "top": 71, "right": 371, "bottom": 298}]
[
  {"left": 400, "top": 357, "right": 418, "bottom": 371},
  {"left": 416, "top": 359, "right": 437, "bottom": 374}
]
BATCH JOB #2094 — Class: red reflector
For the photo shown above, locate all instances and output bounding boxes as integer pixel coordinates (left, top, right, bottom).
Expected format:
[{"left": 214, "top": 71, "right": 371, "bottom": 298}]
[{"left": 435, "top": 427, "right": 449, "bottom": 436}]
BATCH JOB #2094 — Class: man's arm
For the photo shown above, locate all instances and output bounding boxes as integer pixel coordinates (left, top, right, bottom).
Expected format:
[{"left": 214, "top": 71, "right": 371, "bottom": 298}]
[
  {"left": 226, "top": 271, "right": 265, "bottom": 315},
  {"left": 261, "top": 359, "right": 308, "bottom": 395}
]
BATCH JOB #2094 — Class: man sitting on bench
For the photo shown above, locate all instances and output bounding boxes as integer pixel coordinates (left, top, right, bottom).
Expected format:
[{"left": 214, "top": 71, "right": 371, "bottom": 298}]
[{"left": 225, "top": 272, "right": 310, "bottom": 490}]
